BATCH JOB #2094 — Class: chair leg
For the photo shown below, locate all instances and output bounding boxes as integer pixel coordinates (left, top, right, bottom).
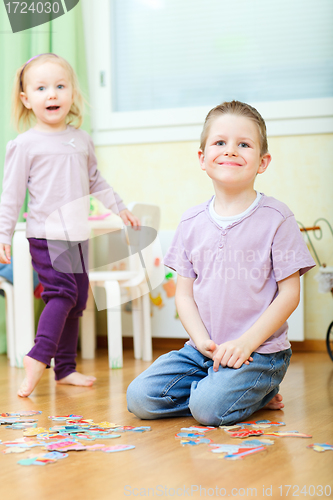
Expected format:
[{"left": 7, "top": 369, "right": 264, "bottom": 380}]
[
  {"left": 131, "top": 292, "right": 143, "bottom": 359},
  {"left": 1, "top": 282, "right": 16, "bottom": 367},
  {"left": 141, "top": 288, "right": 152, "bottom": 362},
  {"left": 104, "top": 280, "right": 123, "bottom": 369},
  {"left": 81, "top": 286, "right": 96, "bottom": 359}
]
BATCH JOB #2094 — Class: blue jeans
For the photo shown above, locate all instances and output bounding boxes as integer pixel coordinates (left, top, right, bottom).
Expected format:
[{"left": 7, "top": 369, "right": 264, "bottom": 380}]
[{"left": 127, "top": 344, "right": 292, "bottom": 426}]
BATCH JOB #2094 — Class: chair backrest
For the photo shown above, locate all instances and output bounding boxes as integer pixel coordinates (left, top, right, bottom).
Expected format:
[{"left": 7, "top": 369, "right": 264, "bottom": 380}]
[
  {"left": 127, "top": 202, "right": 161, "bottom": 232},
  {"left": 126, "top": 203, "right": 164, "bottom": 291}
]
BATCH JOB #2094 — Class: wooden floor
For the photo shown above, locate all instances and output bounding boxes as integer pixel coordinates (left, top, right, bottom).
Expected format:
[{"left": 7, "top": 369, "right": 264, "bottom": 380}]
[{"left": 0, "top": 349, "right": 332, "bottom": 500}]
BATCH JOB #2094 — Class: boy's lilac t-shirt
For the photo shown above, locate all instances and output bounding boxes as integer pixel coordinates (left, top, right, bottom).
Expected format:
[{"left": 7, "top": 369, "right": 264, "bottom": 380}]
[{"left": 163, "top": 195, "right": 316, "bottom": 354}]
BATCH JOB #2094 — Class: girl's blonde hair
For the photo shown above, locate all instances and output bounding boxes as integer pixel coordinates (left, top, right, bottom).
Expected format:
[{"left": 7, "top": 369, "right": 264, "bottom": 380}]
[
  {"left": 200, "top": 100, "right": 268, "bottom": 157},
  {"left": 12, "top": 53, "right": 84, "bottom": 131}
]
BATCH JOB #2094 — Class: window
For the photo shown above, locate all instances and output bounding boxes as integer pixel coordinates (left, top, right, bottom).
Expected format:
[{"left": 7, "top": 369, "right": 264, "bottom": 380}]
[{"left": 82, "top": 0, "right": 333, "bottom": 145}]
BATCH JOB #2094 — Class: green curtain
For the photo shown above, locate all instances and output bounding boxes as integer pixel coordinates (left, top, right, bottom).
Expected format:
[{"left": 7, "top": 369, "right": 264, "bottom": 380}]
[{"left": 0, "top": 3, "right": 91, "bottom": 353}]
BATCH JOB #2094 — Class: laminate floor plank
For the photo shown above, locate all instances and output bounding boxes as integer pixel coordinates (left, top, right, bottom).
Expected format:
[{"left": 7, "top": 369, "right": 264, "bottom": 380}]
[{"left": 0, "top": 350, "right": 332, "bottom": 500}]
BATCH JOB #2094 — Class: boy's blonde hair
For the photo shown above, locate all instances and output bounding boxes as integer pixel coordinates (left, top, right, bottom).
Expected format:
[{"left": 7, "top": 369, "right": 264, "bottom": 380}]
[
  {"left": 200, "top": 100, "right": 268, "bottom": 157},
  {"left": 12, "top": 53, "right": 84, "bottom": 131}
]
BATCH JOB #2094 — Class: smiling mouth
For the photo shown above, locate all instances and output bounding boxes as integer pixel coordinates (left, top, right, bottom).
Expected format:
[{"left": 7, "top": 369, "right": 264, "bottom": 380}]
[{"left": 219, "top": 162, "right": 242, "bottom": 166}]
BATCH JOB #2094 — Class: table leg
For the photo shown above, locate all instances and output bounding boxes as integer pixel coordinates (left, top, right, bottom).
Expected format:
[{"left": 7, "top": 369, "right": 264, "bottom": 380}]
[{"left": 12, "top": 230, "right": 35, "bottom": 368}]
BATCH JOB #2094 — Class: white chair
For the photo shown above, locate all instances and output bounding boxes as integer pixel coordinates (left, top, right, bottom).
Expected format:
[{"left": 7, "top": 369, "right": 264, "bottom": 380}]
[
  {"left": 0, "top": 277, "right": 16, "bottom": 367},
  {"left": 81, "top": 203, "right": 164, "bottom": 368}
]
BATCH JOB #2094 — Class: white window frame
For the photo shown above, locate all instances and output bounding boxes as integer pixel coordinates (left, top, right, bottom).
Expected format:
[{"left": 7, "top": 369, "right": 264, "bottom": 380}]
[{"left": 82, "top": 0, "right": 333, "bottom": 146}]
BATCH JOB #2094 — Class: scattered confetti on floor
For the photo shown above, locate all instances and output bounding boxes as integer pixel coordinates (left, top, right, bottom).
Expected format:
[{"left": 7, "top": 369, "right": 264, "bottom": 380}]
[
  {"left": 1, "top": 411, "right": 325, "bottom": 466},
  {"left": 0, "top": 412, "right": 142, "bottom": 465},
  {"left": 175, "top": 420, "right": 319, "bottom": 461}
]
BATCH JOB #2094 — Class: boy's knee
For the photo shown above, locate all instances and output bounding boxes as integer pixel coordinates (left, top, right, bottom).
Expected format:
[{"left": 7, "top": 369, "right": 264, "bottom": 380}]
[
  {"left": 189, "top": 395, "right": 243, "bottom": 427},
  {"left": 189, "top": 388, "right": 223, "bottom": 427},
  {"left": 189, "top": 381, "right": 244, "bottom": 427},
  {"left": 127, "top": 378, "right": 156, "bottom": 420}
]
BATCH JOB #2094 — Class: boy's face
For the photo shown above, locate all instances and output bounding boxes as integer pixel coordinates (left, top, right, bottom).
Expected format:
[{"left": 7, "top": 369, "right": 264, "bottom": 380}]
[
  {"left": 20, "top": 62, "right": 74, "bottom": 132},
  {"left": 198, "top": 114, "right": 271, "bottom": 190}
]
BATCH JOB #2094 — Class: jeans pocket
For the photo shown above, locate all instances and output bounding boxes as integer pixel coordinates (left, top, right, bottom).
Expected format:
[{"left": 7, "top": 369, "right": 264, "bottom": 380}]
[
  {"left": 270, "top": 350, "right": 291, "bottom": 389},
  {"left": 160, "top": 367, "right": 202, "bottom": 398}
]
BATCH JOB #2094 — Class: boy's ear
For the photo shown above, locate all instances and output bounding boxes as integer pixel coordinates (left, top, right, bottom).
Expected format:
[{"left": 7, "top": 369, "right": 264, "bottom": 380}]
[
  {"left": 257, "top": 153, "right": 272, "bottom": 174},
  {"left": 20, "top": 92, "right": 32, "bottom": 109},
  {"left": 198, "top": 149, "right": 206, "bottom": 171}
]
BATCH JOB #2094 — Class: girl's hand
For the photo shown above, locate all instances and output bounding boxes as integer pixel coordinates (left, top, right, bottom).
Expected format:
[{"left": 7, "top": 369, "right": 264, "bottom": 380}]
[
  {"left": 0, "top": 243, "right": 11, "bottom": 264},
  {"left": 213, "top": 339, "right": 253, "bottom": 371},
  {"left": 119, "top": 209, "right": 141, "bottom": 229}
]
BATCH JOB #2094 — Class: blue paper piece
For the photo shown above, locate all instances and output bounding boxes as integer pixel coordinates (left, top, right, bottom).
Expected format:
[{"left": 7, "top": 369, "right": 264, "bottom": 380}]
[
  {"left": 176, "top": 432, "right": 204, "bottom": 439},
  {"left": 87, "top": 432, "right": 121, "bottom": 439},
  {"left": 181, "top": 438, "right": 212, "bottom": 446},
  {"left": 44, "top": 452, "right": 68, "bottom": 460},
  {"left": 6, "top": 423, "right": 38, "bottom": 430},
  {"left": 18, "top": 458, "right": 41, "bottom": 466}
]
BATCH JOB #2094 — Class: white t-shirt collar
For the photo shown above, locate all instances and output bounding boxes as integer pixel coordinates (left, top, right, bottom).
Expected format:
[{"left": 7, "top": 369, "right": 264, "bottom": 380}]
[{"left": 209, "top": 191, "right": 262, "bottom": 228}]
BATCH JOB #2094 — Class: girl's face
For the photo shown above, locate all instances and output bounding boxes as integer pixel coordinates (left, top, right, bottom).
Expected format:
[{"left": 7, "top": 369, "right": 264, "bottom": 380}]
[
  {"left": 198, "top": 113, "right": 271, "bottom": 191},
  {"left": 20, "top": 61, "right": 74, "bottom": 132}
]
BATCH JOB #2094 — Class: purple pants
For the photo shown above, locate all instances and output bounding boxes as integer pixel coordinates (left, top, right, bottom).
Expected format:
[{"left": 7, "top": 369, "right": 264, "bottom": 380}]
[{"left": 28, "top": 238, "right": 89, "bottom": 380}]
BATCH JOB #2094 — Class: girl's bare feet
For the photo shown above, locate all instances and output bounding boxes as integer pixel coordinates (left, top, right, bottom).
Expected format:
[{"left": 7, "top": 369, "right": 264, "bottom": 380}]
[
  {"left": 56, "top": 372, "right": 96, "bottom": 387},
  {"left": 263, "top": 393, "right": 284, "bottom": 410},
  {"left": 17, "top": 356, "right": 47, "bottom": 398}
]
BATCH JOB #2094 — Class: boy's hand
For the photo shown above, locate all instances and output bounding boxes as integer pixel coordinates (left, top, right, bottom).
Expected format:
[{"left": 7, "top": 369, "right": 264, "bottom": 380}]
[
  {"left": 197, "top": 339, "right": 218, "bottom": 359},
  {"left": 212, "top": 339, "right": 253, "bottom": 371},
  {"left": 0, "top": 243, "right": 11, "bottom": 264},
  {"left": 119, "top": 209, "right": 141, "bottom": 229}
]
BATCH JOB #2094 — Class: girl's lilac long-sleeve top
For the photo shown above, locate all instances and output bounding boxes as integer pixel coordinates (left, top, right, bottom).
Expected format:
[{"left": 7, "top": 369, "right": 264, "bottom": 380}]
[{"left": 0, "top": 126, "right": 127, "bottom": 244}]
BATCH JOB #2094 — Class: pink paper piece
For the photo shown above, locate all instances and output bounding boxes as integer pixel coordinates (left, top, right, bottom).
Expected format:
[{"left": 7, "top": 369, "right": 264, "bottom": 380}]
[
  {"left": 88, "top": 212, "right": 111, "bottom": 221},
  {"left": 264, "top": 430, "right": 312, "bottom": 438},
  {"left": 3, "top": 437, "right": 37, "bottom": 445},
  {"left": 37, "top": 433, "right": 69, "bottom": 440},
  {"left": 44, "top": 440, "right": 87, "bottom": 452},
  {"left": 227, "top": 429, "right": 264, "bottom": 439},
  {"left": 0, "top": 411, "right": 42, "bottom": 417},
  {"left": 3, "top": 437, "right": 43, "bottom": 448}
]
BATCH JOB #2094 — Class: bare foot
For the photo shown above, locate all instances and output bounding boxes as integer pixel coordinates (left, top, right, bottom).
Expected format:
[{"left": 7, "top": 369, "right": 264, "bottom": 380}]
[
  {"left": 263, "top": 393, "right": 284, "bottom": 410},
  {"left": 17, "top": 356, "right": 47, "bottom": 398},
  {"left": 56, "top": 371, "right": 96, "bottom": 387}
]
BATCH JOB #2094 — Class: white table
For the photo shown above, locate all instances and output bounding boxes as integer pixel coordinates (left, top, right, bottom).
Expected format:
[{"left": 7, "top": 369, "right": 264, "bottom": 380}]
[{"left": 12, "top": 223, "right": 35, "bottom": 367}]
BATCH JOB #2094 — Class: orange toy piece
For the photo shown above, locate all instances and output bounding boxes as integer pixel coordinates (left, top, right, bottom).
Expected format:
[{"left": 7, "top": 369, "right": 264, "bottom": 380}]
[{"left": 163, "top": 279, "right": 176, "bottom": 298}]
